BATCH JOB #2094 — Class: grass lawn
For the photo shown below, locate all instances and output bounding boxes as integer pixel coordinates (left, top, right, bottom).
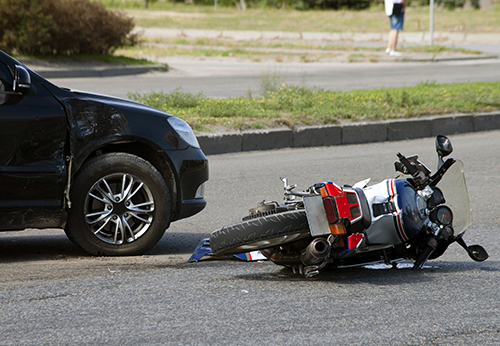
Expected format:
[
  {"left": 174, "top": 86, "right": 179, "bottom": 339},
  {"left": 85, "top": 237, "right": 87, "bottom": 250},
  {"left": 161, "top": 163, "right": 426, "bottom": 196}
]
[
  {"left": 129, "top": 81, "right": 500, "bottom": 132},
  {"left": 105, "top": 1, "right": 497, "bottom": 61},
  {"left": 102, "top": 1, "right": 500, "bottom": 34}
]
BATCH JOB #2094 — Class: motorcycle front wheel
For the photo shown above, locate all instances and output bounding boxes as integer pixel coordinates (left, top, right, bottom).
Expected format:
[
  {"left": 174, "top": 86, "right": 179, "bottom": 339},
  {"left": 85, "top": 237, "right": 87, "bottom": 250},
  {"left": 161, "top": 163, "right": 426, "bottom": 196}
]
[{"left": 209, "top": 210, "right": 310, "bottom": 255}]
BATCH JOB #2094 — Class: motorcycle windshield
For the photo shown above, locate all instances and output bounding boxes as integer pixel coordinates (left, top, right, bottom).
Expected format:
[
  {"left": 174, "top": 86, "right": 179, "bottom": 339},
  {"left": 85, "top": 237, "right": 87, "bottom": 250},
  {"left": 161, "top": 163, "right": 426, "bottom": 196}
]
[{"left": 437, "top": 160, "right": 472, "bottom": 236}]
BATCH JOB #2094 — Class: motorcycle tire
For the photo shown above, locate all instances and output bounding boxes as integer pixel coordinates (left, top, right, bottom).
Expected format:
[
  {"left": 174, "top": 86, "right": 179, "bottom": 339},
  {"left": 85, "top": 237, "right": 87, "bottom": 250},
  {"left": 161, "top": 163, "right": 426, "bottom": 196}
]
[{"left": 210, "top": 210, "right": 310, "bottom": 255}]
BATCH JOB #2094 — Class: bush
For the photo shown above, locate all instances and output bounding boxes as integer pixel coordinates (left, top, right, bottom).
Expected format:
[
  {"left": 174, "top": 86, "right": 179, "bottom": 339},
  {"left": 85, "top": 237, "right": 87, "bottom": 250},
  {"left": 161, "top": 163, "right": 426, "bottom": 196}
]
[
  {"left": 0, "top": 0, "right": 136, "bottom": 55},
  {"left": 436, "top": 0, "right": 465, "bottom": 9},
  {"left": 435, "top": 0, "right": 479, "bottom": 9},
  {"left": 293, "top": 0, "right": 371, "bottom": 10}
]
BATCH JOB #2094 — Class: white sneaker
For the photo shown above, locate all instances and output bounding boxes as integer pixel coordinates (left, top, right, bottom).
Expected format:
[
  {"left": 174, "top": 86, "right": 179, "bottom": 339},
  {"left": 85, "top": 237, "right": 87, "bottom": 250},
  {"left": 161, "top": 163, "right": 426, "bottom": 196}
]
[
  {"left": 385, "top": 48, "right": 391, "bottom": 54},
  {"left": 389, "top": 50, "right": 403, "bottom": 57}
]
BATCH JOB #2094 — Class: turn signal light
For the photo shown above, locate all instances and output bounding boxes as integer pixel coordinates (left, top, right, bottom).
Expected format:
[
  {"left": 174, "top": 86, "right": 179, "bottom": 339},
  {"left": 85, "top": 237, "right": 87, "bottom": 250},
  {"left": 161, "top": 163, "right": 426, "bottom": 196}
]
[{"left": 329, "top": 222, "right": 346, "bottom": 236}]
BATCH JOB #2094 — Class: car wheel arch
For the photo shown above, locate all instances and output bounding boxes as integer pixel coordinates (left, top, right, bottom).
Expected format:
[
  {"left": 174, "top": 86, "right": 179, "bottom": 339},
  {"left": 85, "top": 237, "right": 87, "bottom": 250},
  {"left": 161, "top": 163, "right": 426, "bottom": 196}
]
[{"left": 70, "top": 141, "right": 179, "bottom": 218}]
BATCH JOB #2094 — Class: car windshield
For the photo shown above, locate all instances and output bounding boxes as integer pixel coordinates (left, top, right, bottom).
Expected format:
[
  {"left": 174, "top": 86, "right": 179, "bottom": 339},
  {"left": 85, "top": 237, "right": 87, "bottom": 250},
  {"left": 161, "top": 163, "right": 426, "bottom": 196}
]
[{"left": 437, "top": 160, "right": 472, "bottom": 236}]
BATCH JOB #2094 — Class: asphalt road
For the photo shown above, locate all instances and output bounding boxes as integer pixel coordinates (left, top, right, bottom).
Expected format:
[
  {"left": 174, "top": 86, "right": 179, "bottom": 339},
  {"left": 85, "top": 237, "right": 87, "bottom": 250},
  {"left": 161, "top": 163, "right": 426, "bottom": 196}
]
[
  {"left": 49, "top": 57, "right": 500, "bottom": 99},
  {"left": 1, "top": 131, "right": 499, "bottom": 345}
]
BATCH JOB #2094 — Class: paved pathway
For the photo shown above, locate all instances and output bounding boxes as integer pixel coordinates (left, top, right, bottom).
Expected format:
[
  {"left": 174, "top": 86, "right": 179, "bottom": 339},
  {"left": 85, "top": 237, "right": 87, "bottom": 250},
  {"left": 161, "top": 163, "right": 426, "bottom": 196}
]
[{"left": 23, "top": 27, "right": 499, "bottom": 78}]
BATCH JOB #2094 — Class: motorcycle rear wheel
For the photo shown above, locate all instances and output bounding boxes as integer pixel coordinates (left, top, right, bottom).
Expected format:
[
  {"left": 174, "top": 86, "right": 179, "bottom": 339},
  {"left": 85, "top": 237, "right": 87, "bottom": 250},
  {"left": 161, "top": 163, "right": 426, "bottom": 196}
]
[{"left": 209, "top": 210, "right": 310, "bottom": 255}]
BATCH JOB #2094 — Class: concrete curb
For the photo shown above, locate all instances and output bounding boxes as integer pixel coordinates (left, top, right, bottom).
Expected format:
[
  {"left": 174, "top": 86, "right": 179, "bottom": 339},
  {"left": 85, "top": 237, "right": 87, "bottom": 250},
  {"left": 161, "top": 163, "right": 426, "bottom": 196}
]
[
  {"left": 402, "top": 55, "right": 498, "bottom": 63},
  {"left": 136, "top": 28, "right": 500, "bottom": 45},
  {"left": 31, "top": 53, "right": 497, "bottom": 80},
  {"left": 32, "top": 64, "right": 167, "bottom": 79},
  {"left": 197, "top": 111, "right": 500, "bottom": 155}
]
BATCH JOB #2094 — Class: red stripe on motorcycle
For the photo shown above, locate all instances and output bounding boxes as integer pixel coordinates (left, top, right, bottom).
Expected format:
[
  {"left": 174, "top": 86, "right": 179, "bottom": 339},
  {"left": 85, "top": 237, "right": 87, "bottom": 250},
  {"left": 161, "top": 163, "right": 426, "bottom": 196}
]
[{"left": 389, "top": 179, "right": 408, "bottom": 242}]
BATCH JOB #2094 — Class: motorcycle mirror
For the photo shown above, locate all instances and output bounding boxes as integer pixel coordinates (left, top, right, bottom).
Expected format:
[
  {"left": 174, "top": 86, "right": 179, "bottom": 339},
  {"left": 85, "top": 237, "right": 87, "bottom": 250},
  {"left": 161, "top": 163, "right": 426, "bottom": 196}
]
[
  {"left": 436, "top": 135, "right": 453, "bottom": 168},
  {"left": 436, "top": 135, "right": 453, "bottom": 158},
  {"left": 467, "top": 245, "right": 489, "bottom": 262},
  {"left": 456, "top": 237, "right": 489, "bottom": 262}
]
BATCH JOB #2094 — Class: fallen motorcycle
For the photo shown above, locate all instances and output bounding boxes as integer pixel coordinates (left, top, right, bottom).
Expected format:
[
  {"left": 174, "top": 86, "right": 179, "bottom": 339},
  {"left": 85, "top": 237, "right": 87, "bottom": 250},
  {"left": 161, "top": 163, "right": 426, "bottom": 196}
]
[{"left": 208, "top": 135, "right": 488, "bottom": 277}]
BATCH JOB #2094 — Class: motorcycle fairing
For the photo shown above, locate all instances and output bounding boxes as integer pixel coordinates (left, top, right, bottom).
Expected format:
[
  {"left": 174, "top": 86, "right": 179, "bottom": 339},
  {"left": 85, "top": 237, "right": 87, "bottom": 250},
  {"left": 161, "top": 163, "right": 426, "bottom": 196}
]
[
  {"left": 318, "top": 182, "right": 363, "bottom": 223},
  {"left": 303, "top": 182, "right": 366, "bottom": 237}
]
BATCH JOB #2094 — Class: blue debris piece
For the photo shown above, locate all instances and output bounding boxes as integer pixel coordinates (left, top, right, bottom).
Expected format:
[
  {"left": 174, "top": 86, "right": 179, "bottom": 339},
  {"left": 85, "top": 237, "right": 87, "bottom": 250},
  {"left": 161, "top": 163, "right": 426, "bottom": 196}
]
[
  {"left": 188, "top": 238, "right": 267, "bottom": 262},
  {"left": 188, "top": 238, "right": 212, "bottom": 262}
]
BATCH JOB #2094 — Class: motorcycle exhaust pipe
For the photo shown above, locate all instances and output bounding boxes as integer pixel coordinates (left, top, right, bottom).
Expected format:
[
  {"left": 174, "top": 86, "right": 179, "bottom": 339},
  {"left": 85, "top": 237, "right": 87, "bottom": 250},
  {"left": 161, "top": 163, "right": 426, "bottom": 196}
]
[
  {"left": 260, "top": 248, "right": 301, "bottom": 265},
  {"left": 301, "top": 238, "right": 330, "bottom": 266}
]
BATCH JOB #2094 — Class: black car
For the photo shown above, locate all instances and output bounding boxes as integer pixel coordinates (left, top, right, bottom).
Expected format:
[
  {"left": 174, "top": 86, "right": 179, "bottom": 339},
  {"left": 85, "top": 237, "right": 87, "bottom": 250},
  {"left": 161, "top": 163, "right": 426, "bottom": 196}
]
[{"left": 0, "top": 50, "right": 208, "bottom": 256}]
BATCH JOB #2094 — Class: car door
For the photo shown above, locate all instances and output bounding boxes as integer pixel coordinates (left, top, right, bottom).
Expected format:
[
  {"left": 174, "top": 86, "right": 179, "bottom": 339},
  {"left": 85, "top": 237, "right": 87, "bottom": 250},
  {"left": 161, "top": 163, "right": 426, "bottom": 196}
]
[{"left": 0, "top": 57, "right": 68, "bottom": 230}]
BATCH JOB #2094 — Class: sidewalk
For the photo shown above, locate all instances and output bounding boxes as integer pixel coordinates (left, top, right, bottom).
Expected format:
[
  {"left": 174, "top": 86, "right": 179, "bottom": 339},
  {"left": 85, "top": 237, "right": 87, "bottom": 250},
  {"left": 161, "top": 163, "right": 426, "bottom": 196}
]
[
  {"left": 136, "top": 27, "right": 500, "bottom": 61},
  {"left": 23, "top": 28, "right": 499, "bottom": 78}
]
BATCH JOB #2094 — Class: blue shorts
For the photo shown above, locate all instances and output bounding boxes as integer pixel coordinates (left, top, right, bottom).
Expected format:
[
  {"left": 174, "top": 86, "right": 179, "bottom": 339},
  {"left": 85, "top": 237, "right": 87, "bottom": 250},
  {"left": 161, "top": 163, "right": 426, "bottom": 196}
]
[{"left": 389, "top": 13, "right": 405, "bottom": 31}]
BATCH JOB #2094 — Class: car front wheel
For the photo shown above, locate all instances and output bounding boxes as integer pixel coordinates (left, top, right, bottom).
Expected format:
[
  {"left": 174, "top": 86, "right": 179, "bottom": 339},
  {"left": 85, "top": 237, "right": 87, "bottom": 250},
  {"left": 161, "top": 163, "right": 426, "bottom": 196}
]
[{"left": 65, "top": 153, "right": 172, "bottom": 256}]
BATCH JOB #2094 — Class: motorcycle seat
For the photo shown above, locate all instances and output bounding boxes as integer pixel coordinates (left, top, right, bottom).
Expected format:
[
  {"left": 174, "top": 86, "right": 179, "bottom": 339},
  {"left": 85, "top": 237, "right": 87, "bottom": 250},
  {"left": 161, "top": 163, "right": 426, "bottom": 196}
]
[{"left": 352, "top": 188, "right": 372, "bottom": 232}]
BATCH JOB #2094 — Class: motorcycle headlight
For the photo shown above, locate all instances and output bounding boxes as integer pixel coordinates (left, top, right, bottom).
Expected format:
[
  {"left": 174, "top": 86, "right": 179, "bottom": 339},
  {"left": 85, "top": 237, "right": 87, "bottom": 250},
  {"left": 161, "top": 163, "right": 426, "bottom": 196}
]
[
  {"left": 167, "top": 117, "right": 200, "bottom": 149},
  {"left": 416, "top": 194, "right": 427, "bottom": 219},
  {"left": 431, "top": 206, "right": 453, "bottom": 226}
]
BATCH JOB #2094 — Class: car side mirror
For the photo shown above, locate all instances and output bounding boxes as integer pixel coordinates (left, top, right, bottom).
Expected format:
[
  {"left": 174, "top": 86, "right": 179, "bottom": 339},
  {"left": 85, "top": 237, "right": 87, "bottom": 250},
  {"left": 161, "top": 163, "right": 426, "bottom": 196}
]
[
  {"left": 13, "top": 65, "right": 31, "bottom": 95},
  {"left": 436, "top": 135, "right": 453, "bottom": 168},
  {"left": 0, "top": 65, "right": 31, "bottom": 106}
]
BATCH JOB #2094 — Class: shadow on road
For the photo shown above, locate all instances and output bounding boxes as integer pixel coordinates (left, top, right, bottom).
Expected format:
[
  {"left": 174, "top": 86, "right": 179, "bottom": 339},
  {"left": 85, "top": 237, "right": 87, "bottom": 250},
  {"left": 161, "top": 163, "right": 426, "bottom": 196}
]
[
  {"left": 0, "top": 230, "right": 85, "bottom": 263},
  {"left": 232, "top": 260, "right": 499, "bottom": 284},
  {"left": 0, "top": 229, "right": 204, "bottom": 263}
]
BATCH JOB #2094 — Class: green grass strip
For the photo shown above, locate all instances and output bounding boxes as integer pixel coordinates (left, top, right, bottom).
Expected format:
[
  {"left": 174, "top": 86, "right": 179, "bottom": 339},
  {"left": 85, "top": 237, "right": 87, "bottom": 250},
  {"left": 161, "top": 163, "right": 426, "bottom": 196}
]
[{"left": 129, "top": 82, "right": 500, "bottom": 132}]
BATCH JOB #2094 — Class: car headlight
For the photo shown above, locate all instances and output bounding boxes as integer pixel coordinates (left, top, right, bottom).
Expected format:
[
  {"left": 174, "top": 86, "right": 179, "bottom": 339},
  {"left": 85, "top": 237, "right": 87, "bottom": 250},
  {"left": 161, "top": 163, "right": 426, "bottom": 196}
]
[
  {"left": 167, "top": 117, "right": 200, "bottom": 149},
  {"left": 195, "top": 183, "right": 205, "bottom": 199}
]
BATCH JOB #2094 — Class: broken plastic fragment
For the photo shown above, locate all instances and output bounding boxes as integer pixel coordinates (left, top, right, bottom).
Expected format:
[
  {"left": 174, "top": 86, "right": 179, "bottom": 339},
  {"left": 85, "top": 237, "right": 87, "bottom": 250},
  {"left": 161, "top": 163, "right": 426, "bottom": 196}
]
[{"left": 188, "top": 238, "right": 266, "bottom": 262}]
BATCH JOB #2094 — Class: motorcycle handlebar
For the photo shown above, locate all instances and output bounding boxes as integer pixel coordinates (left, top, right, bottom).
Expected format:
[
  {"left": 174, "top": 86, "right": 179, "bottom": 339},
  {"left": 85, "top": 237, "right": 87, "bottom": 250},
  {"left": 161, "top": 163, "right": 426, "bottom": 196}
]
[{"left": 397, "top": 153, "right": 418, "bottom": 176}]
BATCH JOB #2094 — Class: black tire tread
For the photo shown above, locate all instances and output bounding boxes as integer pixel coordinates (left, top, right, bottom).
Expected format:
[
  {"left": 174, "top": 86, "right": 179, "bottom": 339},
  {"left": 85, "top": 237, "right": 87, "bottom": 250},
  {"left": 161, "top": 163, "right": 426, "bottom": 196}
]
[
  {"left": 210, "top": 210, "right": 309, "bottom": 255},
  {"left": 65, "top": 152, "right": 171, "bottom": 256}
]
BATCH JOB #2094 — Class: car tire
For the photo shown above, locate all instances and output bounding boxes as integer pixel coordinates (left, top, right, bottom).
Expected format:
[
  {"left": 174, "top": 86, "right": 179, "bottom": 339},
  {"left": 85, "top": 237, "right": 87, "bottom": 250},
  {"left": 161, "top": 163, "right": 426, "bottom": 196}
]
[
  {"left": 65, "top": 153, "right": 172, "bottom": 256},
  {"left": 209, "top": 210, "right": 310, "bottom": 255}
]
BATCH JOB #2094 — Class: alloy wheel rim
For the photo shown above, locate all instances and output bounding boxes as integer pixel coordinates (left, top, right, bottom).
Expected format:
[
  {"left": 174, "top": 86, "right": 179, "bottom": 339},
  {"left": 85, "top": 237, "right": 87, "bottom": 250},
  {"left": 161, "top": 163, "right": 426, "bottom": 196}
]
[{"left": 84, "top": 173, "right": 155, "bottom": 245}]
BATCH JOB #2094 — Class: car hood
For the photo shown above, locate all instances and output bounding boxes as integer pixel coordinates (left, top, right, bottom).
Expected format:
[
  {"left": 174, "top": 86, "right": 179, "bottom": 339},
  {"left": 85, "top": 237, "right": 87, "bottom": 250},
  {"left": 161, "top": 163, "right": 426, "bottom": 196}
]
[{"left": 70, "top": 90, "right": 172, "bottom": 119}]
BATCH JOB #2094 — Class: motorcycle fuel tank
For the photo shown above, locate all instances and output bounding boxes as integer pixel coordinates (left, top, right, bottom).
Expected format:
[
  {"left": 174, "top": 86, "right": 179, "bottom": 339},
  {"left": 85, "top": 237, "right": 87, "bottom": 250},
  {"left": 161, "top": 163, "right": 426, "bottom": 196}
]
[{"left": 363, "top": 179, "right": 426, "bottom": 246}]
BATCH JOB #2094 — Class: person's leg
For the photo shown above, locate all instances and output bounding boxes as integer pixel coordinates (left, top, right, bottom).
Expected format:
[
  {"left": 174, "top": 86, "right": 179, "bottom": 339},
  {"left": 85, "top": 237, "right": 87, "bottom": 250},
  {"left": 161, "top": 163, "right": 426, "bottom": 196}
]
[
  {"left": 388, "top": 29, "right": 398, "bottom": 51},
  {"left": 387, "top": 13, "right": 404, "bottom": 54}
]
